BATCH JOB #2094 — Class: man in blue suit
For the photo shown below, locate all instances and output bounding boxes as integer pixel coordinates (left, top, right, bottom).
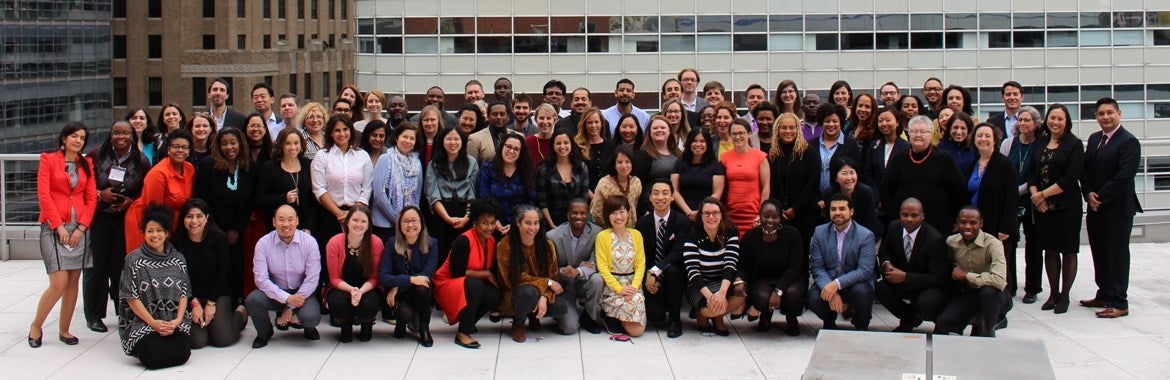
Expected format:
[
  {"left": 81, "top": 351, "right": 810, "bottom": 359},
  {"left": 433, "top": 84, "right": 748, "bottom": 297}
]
[
  {"left": 808, "top": 193, "right": 877, "bottom": 331},
  {"left": 1080, "top": 97, "right": 1142, "bottom": 319}
]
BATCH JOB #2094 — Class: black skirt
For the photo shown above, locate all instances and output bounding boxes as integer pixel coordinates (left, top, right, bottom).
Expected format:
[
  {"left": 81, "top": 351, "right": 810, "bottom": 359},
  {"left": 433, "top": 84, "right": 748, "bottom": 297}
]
[{"left": 1032, "top": 205, "right": 1081, "bottom": 253}]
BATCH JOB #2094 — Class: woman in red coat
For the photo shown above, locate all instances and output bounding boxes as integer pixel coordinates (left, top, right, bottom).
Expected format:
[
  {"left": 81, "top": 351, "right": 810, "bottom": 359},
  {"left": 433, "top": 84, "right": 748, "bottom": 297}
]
[
  {"left": 432, "top": 198, "right": 501, "bottom": 349},
  {"left": 125, "top": 130, "right": 196, "bottom": 253},
  {"left": 29, "top": 122, "right": 98, "bottom": 348}
]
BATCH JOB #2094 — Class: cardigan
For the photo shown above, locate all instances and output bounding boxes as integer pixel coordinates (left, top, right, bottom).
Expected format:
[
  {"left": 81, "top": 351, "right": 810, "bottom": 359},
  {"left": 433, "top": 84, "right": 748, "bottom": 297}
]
[
  {"left": 594, "top": 228, "right": 646, "bottom": 292},
  {"left": 253, "top": 158, "right": 319, "bottom": 231},
  {"left": 194, "top": 158, "right": 258, "bottom": 236},
  {"left": 495, "top": 236, "right": 559, "bottom": 315},
  {"left": 325, "top": 233, "right": 385, "bottom": 289},
  {"left": 37, "top": 151, "right": 97, "bottom": 230},
  {"left": 172, "top": 228, "right": 229, "bottom": 304},
  {"left": 971, "top": 153, "right": 1019, "bottom": 238}
]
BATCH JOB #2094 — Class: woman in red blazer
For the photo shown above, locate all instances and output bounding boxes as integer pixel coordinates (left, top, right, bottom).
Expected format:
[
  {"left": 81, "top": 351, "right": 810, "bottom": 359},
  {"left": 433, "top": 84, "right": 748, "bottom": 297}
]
[{"left": 29, "top": 122, "right": 98, "bottom": 348}]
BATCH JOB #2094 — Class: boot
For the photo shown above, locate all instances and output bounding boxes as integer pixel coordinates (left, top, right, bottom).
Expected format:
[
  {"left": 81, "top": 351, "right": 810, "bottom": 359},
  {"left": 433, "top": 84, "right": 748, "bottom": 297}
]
[
  {"left": 418, "top": 320, "right": 433, "bottom": 347},
  {"left": 511, "top": 319, "right": 527, "bottom": 343},
  {"left": 393, "top": 320, "right": 406, "bottom": 339},
  {"left": 358, "top": 322, "right": 373, "bottom": 342},
  {"left": 339, "top": 322, "right": 354, "bottom": 343},
  {"left": 755, "top": 310, "right": 773, "bottom": 333}
]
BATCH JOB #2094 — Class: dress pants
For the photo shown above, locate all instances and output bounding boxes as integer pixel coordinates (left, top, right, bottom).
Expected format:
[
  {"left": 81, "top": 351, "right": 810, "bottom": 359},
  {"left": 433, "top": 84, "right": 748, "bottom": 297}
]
[
  {"left": 83, "top": 211, "right": 125, "bottom": 323},
  {"left": 131, "top": 332, "right": 191, "bottom": 370},
  {"left": 394, "top": 285, "right": 434, "bottom": 328},
  {"left": 511, "top": 285, "right": 570, "bottom": 324},
  {"left": 189, "top": 295, "right": 246, "bottom": 348},
  {"left": 934, "top": 286, "right": 1012, "bottom": 335},
  {"left": 875, "top": 281, "right": 948, "bottom": 322},
  {"left": 556, "top": 271, "right": 604, "bottom": 333},
  {"left": 1020, "top": 209, "right": 1044, "bottom": 295},
  {"left": 458, "top": 277, "right": 501, "bottom": 335},
  {"left": 1086, "top": 210, "right": 1133, "bottom": 310},
  {"left": 749, "top": 278, "right": 807, "bottom": 318},
  {"left": 807, "top": 281, "right": 874, "bottom": 330},
  {"left": 326, "top": 287, "right": 383, "bottom": 323},
  {"left": 245, "top": 289, "right": 322, "bottom": 338},
  {"left": 644, "top": 266, "right": 686, "bottom": 325}
]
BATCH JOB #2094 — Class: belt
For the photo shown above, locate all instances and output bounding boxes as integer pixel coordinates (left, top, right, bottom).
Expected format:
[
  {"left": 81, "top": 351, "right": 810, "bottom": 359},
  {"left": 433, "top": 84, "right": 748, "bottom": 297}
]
[{"left": 610, "top": 271, "right": 634, "bottom": 276}]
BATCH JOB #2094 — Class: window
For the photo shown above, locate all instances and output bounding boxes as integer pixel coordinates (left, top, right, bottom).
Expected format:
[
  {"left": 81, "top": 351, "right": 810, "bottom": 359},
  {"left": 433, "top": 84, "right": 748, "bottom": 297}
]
[
  {"left": 1156, "top": 30, "right": 1170, "bottom": 46},
  {"left": 113, "top": 35, "right": 126, "bottom": 59},
  {"left": 768, "top": 15, "right": 802, "bottom": 32},
  {"left": 1048, "top": 31, "right": 1078, "bottom": 47},
  {"left": 263, "top": 0, "right": 271, "bottom": 18},
  {"left": 341, "top": 0, "right": 347, "bottom": 18},
  {"left": 732, "top": 34, "right": 767, "bottom": 51},
  {"left": 203, "top": 0, "right": 215, "bottom": 18},
  {"left": 297, "top": 34, "right": 304, "bottom": 49},
  {"left": 1047, "top": 12, "right": 1078, "bottom": 28},
  {"left": 288, "top": 74, "right": 297, "bottom": 96},
  {"left": 841, "top": 14, "right": 874, "bottom": 32},
  {"left": 814, "top": 34, "right": 838, "bottom": 50},
  {"left": 876, "top": 33, "right": 909, "bottom": 49},
  {"left": 148, "top": 77, "right": 162, "bottom": 106},
  {"left": 910, "top": 32, "right": 942, "bottom": 49},
  {"left": 988, "top": 32, "right": 1012, "bottom": 48},
  {"left": 311, "top": 0, "right": 317, "bottom": 18},
  {"left": 113, "top": 0, "right": 126, "bottom": 18},
  {"left": 297, "top": 0, "right": 304, "bottom": 19},
  {"left": 278, "top": 0, "right": 286, "bottom": 18},
  {"left": 625, "top": 35, "right": 658, "bottom": 52},
  {"left": 661, "top": 35, "right": 695, "bottom": 52},
  {"left": 203, "top": 35, "right": 216, "bottom": 50},
  {"left": 1013, "top": 31, "right": 1044, "bottom": 48},
  {"left": 237, "top": 35, "right": 246, "bottom": 49},
  {"left": 237, "top": 0, "right": 246, "bottom": 17},
  {"left": 329, "top": 0, "right": 335, "bottom": 19},
  {"left": 148, "top": 0, "right": 161, "bottom": 18},
  {"left": 377, "top": 37, "right": 402, "bottom": 53},
  {"left": 192, "top": 77, "right": 207, "bottom": 107},
  {"left": 113, "top": 77, "right": 127, "bottom": 106},
  {"left": 358, "top": 18, "right": 374, "bottom": 35},
  {"left": 304, "top": 73, "right": 312, "bottom": 101},
  {"left": 148, "top": 35, "right": 161, "bottom": 59},
  {"left": 263, "top": 35, "right": 272, "bottom": 49},
  {"left": 322, "top": 72, "right": 330, "bottom": 98},
  {"left": 335, "top": 71, "right": 342, "bottom": 94},
  {"left": 515, "top": 36, "right": 548, "bottom": 53},
  {"left": 842, "top": 33, "right": 874, "bottom": 49}
]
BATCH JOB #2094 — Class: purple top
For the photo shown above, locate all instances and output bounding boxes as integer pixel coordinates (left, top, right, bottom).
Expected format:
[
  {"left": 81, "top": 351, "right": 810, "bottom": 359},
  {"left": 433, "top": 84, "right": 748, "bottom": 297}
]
[{"left": 253, "top": 229, "right": 321, "bottom": 304}]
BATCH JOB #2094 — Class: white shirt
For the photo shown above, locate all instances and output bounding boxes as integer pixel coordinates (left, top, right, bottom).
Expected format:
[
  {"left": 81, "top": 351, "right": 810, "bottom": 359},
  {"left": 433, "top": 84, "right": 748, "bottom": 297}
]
[
  {"left": 266, "top": 112, "right": 285, "bottom": 142},
  {"left": 650, "top": 209, "right": 672, "bottom": 276},
  {"left": 311, "top": 146, "right": 373, "bottom": 206}
]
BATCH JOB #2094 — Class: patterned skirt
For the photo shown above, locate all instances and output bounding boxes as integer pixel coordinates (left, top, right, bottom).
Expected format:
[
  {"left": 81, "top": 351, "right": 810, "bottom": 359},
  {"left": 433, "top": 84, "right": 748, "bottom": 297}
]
[
  {"left": 600, "top": 273, "right": 647, "bottom": 325},
  {"left": 39, "top": 221, "right": 91, "bottom": 273}
]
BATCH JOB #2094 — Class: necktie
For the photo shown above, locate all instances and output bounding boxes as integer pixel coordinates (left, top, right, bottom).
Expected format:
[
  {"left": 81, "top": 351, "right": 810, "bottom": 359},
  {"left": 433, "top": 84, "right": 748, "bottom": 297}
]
[
  {"left": 1098, "top": 134, "right": 1109, "bottom": 151},
  {"left": 656, "top": 218, "right": 667, "bottom": 263},
  {"left": 904, "top": 233, "right": 914, "bottom": 261}
]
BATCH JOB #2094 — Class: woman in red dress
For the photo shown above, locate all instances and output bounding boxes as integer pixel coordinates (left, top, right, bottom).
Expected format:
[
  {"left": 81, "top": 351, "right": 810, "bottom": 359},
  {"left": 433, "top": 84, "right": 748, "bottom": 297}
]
[
  {"left": 432, "top": 198, "right": 501, "bottom": 349},
  {"left": 720, "top": 119, "right": 771, "bottom": 235}
]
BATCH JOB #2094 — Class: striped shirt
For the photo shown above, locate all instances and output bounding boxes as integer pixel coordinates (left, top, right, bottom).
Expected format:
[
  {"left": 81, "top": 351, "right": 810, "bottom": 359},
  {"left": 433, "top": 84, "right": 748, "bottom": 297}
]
[{"left": 682, "top": 234, "right": 741, "bottom": 288}]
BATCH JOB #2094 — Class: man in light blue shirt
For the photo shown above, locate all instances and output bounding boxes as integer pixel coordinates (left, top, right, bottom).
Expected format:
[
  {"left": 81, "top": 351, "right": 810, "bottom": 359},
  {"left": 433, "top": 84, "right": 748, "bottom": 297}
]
[{"left": 246, "top": 205, "right": 321, "bottom": 348}]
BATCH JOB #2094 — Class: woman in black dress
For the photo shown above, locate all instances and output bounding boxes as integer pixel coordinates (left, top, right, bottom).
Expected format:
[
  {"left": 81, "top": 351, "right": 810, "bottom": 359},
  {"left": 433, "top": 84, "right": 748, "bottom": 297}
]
[
  {"left": 172, "top": 199, "right": 247, "bottom": 348},
  {"left": 194, "top": 127, "right": 257, "bottom": 304},
  {"left": 738, "top": 199, "right": 805, "bottom": 335},
  {"left": 1027, "top": 104, "right": 1083, "bottom": 314},
  {"left": 671, "top": 128, "right": 725, "bottom": 219},
  {"left": 769, "top": 112, "right": 820, "bottom": 252}
]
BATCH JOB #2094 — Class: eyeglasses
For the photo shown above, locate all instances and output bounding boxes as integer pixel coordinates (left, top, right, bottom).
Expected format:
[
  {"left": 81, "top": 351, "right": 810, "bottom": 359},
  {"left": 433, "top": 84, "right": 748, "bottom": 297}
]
[
  {"left": 400, "top": 218, "right": 421, "bottom": 225},
  {"left": 908, "top": 129, "right": 932, "bottom": 135},
  {"left": 170, "top": 144, "right": 190, "bottom": 151},
  {"left": 702, "top": 211, "right": 722, "bottom": 217},
  {"left": 502, "top": 145, "right": 522, "bottom": 152},
  {"left": 730, "top": 131, "right": 748, "bottom": 137}
]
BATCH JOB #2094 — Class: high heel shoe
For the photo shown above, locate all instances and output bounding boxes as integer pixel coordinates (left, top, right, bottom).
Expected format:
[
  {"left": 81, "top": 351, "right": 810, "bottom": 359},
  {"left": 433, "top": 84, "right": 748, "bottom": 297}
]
[
  {"left": 28, "top": 335, "right": 42, "bottom": 348},
  {"left": 1054, "top": 294, "right": 1070, "bottom": 314},
  {"left": 1040, "top": 292, "right": 1060, "bottom": 311},
  {"left": 59, "top": 335, "right": 79, "bottom": 345}
]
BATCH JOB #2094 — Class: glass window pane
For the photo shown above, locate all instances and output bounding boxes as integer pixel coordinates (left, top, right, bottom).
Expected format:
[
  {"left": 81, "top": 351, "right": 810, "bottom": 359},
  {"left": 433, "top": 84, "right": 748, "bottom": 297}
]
[
  {"left": 1149, "top": 84, "right": 1170, "bottom": 99},
  {"left": 733, "top": 34, "right": 767, "bottom": 51},
  {"left": 734, "top": 15, "right": 768, "bottom": 32},
  {"left": 1081, "top": 30, "right": 1110, "bottom": 46},
  {"left": 661, "top": 35, "right": 695, "bottom": 51},
  {"left": 1114, "top": 84, "right": 1144, "bottom": 101},
  {"left": 769, "top": 15, "right": 802, "bottom": 32},
  {"left": 910, "top": 32, "right": 943, "bottom": 49},
  {"left": 1156, "top": 30, "right": 1170, "bottom": 46},
  {"left": 586, "top": 35, "right": 610, "bottom": 52},
  {"left": 357, "top": 37, "right": 374, "bottom": 53},
  {"left": 697, "top": 15, "right": 732, "bottom": 33},
  {"left": 662, "top": 16, "right": 696, "bottom": 33},
  {"left": 404, "top": 37, "right": 437, "bottom": 53},
  {"left": 550, "top": 16, "right": 587, "bottom": 34},
  {"left": 988, "top": 32, "right": 1011, "bottom": 48},
  {"left": 945, "top": 13, "right": 977, "bottom": 30},
  {"left": 588, "top": 16, "right": 622, "bottom": 33},
  {"left": 876, "top": 33, "right": 908, "bottom": 49},
  {"left": 515, "top": 36, "right": 548, "bottom": 53},
  {"left": 1081, "top": 12, "right": 1108, "bottom": 28},
  {"left": 980, "top": 13, "right": 1010, "bottom": 29},
  {"left": 1047, "top": 12, "right": 1078, "bottom": 28},
  {"left": 514, "top": 17, "right": 549, "bottom": 34},
  {"left": 769, "top": 34, "right": 802, "bottom": 51},
  {"left": 1113, "top": 30, "right": 1142, "bottom": 46},
  {"left": 357, "top": 18, "right": 373, "bottom": 35},
  {"left": 911, "top": 14, "right": 943, "bottom": 30},
  {"left": 1048, "top": 31, "right": 1078, "bottom": 47},
  {"left": 842, "top": 33, "right": 873, "bottom": 49},
  {"left": 697, "top": 35, "right": 731, "bottom": 51},
  {"left": 1149, "top": 11, "right": 1170, "bottom": 27},
  {"left": 439, "top": 36, "right": 474, "bottom": 53},
  {"left": 405, "top": 18, "right": 437, "bottom": 34},
  {"left": 440, "top": 18, "right": 474, "bottom": 34},
  {"left": 624, "top": 35, "right": 658, "bottom": 52},
  {"left": 550, "top": 36, "right": 586, "bottom": 52},
  {"left": 841, "top": 14, "right": 874, "bottom": 31},
  {"left": 477, "top": 36, "right": 510, "bottom": 53},
  {"left": 805, "top": 15, "right": 838, "bottom": 32},
  {"left": 876, "top": 14, "right": 908, "bottom": 31},
  {"left": 1113, "top": 11, "right": 1144, "bottom": 28},
  {"left": 1047, "top": 86, "right": 1077, "bottom": 102},
  {"left": 814, "top": 33, "right": 838, "bottom": 50},
  {"left": 1118, "top": 103, "right": 1143, "bottom": 118},
  {"left": 1081, "top": 85, "right": 1111, "bottom": 101},
  {"left": 1014, "top": 13, "right": 1044, "bottom": 29},
  {"left": 1154, "top": 103, "right": 1170, "bottom": 118},
  {"left": 377, "top": 37, "right": 401, "bottom": 53},
  {"left": 1014, "top": 31, "right": 1044, "bottom": 48},
  {"left": 624, "top": 16, "right": 659, "bottom": 33},
  {"left": 376, "top": 18, "right": 402, "bottom": 35},
  {"left": 478, "top": 17, "right": 510, "bottom": 34}
]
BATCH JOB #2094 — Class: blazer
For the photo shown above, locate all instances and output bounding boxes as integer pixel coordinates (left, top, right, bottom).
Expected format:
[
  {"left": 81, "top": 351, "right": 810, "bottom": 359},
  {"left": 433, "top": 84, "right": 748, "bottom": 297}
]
[
  {"left": 987, "top": 111, "right": 1011, "bottom": 140},
  {"left": 865, "top": 137, "right": 911, "bottom": 195},
  {"left": 972, "top": 153, "right": 1019, "bottom": 238},
  {"left": 808, "top": 221, "right": 876, "bottom": 291},
  {"left": 37, "top": 151, "right": 98, "bottom": 230},
  {"left": 1027, "top": 134, "right": 1084, "bottom": 211},
  {"left": 466, "top": 126, "right": 521, "bottom": 166},
  {"left": 378, "top": 236, "right": 440, "bottom": 289},
  {"left": 1081, "top": 126, "right": 1142, "bottom": 216},
  {"left": 878, "top": 221, "right": 952, "bottom": 293},
  {"left": 634, "top": 210, "right": 692, "bottom": 273},
  {"left": 222, "top": 108, "right": 246, "bottom": 130},
  {"left": 548, "top": 221, "right": 602, "bottom": 278},
  {"left": 823, "top": 183, "right": 884, "bottom": 243}
]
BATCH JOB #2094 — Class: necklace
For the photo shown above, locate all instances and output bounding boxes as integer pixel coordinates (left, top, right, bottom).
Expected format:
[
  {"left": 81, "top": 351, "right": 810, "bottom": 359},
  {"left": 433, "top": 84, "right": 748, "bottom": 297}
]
[
  {"left": 347, "top": 245, "right": 360, "bottom": 256},
  {"left": 909, "top": 147, "right": 933, "bottom": 165},
  {"left": 225, "top": 165, "right": 239, "bottom": 191}
]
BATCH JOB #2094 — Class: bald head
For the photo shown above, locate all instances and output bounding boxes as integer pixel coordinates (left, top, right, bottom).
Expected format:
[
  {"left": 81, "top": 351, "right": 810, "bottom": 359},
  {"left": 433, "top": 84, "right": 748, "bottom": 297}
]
[{"left": 273, "top": 204, "right": 299, "bottom": 241}]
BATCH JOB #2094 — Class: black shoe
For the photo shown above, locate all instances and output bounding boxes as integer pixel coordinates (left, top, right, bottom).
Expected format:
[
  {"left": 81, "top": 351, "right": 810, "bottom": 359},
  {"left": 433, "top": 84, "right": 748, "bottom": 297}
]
[
  {"left": 754, "top": 319, "right": 772, "bottom": 333},
  {"left": 393, "top": 321, "right": 406, "bottom": 339},
  {"left": 454, "top": 335, "right": 480, "bottom": 349},
  {"left": 418, "top": 324, "right": 433, "bottom": 347},
  {"left": 994, "top": 316, "right": 1008, "bottom": 330},
  {"left": 252, "top": 336, "right": 269, "bottom": 349},
  {"left": 1022, "top": 292, "right": 1038, "bottom": 304},
  {"left": 688, "top": 309, "right": 697, "bottom": 319},
  {"left": 28, "top": 335, "right": 42, "bottom": 348},
  {"left": 696, "top": 318, "right": 713, "bottom": 333},
  {"left": 86, "top": 320, "right": 108, "bottom": 333},
  {"left": 893, "top": 318, "right": 922, "bottom": 333},
  {"left": 59, "top": 335, "right": 79, "bottom": 345},
  {"left": 527, "top": 315, "right": 543, "bottom": 332},
  {"left": 667, "top": 319, "right": 683, "bottom": 338},
  {"left": 579, "top": 314, "right": 601, "bottom": 334},
  {"left": 1054, "top": 294, "right": 1070, "bottom": 314},
  {"left": 488, "top": 312, "right": 502, "bottom": 323},
  {"left": 303, "top": 327, "right": 320, "bottom": 340},
  {"left": 358, "top": 322, "right": 374, "bottom": 342},
  {"left": 822, "top": 321, "right": 838, "bottom": 331},
  {"left": 339, "top": 323, "right": 354, "bottom": 343},
  {"left": 602, "top": 316, "right": 624, "bottom": 334},
  {"left": 1041, "top": 292, "right": 1060, "bottom": 311},
  {"left": 785, "top": 316, "right": 800, "bottom": 336}
]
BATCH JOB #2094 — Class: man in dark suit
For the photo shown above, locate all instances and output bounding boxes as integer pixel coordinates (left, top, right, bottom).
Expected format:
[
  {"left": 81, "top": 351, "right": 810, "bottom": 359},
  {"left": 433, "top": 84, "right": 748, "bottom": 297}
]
[
  {"left": 876, "top": 198, "right": 952, "bottom": 333},
  {"left": 635, "top": 179, "right": 691, "bottom": 338},
  {"left": 987, "top": 81, "right": 1023, "bottom": 142},
  {"left": 808, "top": 193, "right": 877, "bottom": 331},
  {"left": 206, "top": 77, "right": 245, "bottom": 130},
  {"left": 547, "top": 198, "right": 604, "bottom": 333},
  {"left": 1080, "top": 97, "right": 1142, "bottom": 319}
]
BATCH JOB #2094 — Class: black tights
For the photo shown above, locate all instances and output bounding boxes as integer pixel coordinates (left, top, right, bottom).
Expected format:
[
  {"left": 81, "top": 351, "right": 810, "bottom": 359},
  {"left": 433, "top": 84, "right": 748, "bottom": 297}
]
[
  {"left": 1044, "top": 251, "right": 1078, "bottom": 300},
  {"left": 395, "top": 285, "right": 434, "bottom": 328},
  {"left": 458, "top": 277, "right": 500, "bottom": 334}
]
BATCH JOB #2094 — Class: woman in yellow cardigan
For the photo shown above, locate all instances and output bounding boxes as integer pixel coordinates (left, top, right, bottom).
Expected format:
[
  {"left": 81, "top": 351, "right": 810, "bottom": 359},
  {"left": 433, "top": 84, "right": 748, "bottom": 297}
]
[{"left": 594, "top": 195, "right": 646, "bottom": 337}]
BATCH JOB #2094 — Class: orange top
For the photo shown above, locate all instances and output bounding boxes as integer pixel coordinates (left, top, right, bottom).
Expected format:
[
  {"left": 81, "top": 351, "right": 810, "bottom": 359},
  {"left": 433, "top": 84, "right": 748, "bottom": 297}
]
[{"left": 124, "top": 157, "right": 195, "bottom": 253}]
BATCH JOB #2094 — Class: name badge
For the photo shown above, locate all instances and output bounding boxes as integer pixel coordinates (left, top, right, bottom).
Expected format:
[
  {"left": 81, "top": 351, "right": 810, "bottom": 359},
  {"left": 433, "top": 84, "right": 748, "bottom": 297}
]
[{"left": 109, "top": 166, "right": 127, "bottom": 183}]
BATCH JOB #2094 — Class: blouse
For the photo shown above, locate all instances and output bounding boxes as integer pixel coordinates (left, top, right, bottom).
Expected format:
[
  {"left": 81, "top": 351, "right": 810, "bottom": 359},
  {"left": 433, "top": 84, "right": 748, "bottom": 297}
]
[
  {"left": 674, "top": 159, "right": 725, "bottom": 212},
  {"left": 536, "top": 161, "right": 590, "bottom": 226},
  {"left": 590, "top": 175, "right": 642, "bottom": 228},
  {"left": 477, "top": 161, "right": 535, "bottom": 226},
  {"left": 595, "top": 229, "right": 647, "bottom": 292},
  {"left": 325, "top": 233, "right": 385, "bottom": 289},
  {"left": 425, "top": 156, "right": 479, "bottom": 203},
  {"left": 254, "top": 157, "right": 319, "bottom": 231},
  {"left": 311, "top": 146, "right": 374, "bottom": 207}
]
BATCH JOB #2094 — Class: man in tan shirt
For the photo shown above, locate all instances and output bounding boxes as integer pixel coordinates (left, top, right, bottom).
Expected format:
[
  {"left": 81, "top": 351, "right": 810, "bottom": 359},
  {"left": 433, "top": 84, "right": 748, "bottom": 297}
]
[{"left": 933, "top": 206, "right": 1012, "bottom": 337}]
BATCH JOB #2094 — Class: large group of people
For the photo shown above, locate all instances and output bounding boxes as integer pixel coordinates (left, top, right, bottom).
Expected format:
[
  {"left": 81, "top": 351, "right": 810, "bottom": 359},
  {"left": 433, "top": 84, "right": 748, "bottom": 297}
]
[{"left": 28, "top": 72, "right": 1141, "bottom": 369}]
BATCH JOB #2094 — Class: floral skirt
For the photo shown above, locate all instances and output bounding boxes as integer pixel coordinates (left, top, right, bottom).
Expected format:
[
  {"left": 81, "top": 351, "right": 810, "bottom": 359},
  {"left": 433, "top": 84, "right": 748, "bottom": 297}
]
[{"left": 600, "top": 273, "right": 646, "bottom": 325}]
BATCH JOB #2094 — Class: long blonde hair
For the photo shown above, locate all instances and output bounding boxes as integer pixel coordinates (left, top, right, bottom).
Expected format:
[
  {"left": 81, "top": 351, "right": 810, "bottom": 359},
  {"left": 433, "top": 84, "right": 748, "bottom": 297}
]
[
  {"left": 574, "top": 107, "right": 604, "bottom": 160},
  {"left": 768, "top": 112, "right": 808, "bottom": 161}
]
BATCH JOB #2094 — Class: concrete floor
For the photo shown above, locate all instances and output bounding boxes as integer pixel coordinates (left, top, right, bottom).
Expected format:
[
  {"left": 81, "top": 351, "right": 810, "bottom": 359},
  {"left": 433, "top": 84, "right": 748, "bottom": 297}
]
[{"left": 1, "top": 243, "right": 1168, "bottom": 379}]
